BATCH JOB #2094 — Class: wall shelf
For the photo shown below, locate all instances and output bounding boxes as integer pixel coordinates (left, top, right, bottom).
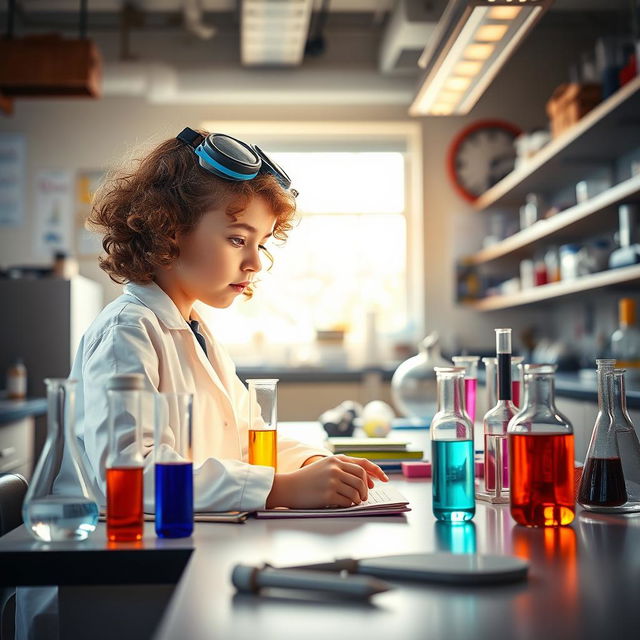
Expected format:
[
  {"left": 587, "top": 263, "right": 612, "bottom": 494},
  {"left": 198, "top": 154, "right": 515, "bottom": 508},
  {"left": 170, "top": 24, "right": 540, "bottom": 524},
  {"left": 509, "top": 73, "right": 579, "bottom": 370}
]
[
  {"left": 465, "top": 264, "right": 640, "bottom": 311},
  {"left": 474, "top": 76, "right": 640, "bottom": 210},
  {"left": 465, "top": 174, "right": 640, "bottom": 265}
]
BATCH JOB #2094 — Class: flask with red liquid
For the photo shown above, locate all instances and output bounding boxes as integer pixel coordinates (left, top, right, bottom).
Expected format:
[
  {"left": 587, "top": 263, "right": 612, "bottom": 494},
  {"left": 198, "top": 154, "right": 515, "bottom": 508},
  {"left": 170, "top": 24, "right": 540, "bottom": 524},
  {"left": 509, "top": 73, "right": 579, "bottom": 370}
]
[
  {"left": 106, "top": 374, "right": 145, "bottom": 542},
  {"left": 578, "top": 361, "right": 640, "bottom": 513},
  {"left": 508, "top": 364, "right": 575, "bottom": 527}
]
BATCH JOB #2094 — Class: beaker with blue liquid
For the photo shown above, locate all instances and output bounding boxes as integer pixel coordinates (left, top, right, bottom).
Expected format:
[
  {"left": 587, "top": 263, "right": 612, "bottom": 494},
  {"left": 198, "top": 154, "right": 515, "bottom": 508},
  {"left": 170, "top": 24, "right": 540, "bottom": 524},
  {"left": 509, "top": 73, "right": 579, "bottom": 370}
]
[{"left": 431, "top": 367, "right": 475, "bottom": 522}]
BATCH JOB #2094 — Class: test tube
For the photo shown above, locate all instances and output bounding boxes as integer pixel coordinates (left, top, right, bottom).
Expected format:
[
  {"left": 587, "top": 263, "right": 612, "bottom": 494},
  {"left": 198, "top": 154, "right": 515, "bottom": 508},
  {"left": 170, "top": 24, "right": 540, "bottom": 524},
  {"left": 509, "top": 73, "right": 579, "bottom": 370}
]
[
  {"left": 247, "top": 379, "right": 279, "bottom": 469},
  {"left": 106, "top": 374, "right": 145, "bottom": 542},
  {"left": 154, "top": 393, "right": 194, "bottom": 538},
  {"left": 452, "top": 356, "right": 479, "bottom": 423},
  {"left": 482, "top": 356, "right": 524, "bottom": 410}
]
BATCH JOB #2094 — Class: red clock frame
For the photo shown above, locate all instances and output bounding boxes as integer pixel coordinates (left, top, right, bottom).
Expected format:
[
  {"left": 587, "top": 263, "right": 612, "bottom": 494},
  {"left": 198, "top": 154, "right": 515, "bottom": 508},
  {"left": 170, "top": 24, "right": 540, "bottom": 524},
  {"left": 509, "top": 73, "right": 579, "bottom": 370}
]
[{"left": 446, "top": 119, "right": 522, "bottom": 203}]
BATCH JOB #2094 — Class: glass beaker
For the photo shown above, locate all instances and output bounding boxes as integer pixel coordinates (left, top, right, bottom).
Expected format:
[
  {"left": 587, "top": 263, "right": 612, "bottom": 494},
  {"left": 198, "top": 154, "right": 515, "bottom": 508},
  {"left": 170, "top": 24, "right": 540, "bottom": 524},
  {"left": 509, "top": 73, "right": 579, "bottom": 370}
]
[
  {"left": 578, "top": 362, "right": 640, "bottom": 512},
  {"left": 478, "top": 329, "right": 518, "bottom": 504},
  {"left": 246, "top": 379, "right": 279, "bottom": 469},
  {"left": 431, "top": 367, "right": 475, "bottom": 522},
  {"left": 508, "top": 364, "right": 575, "bottom": 527},
  {"left": 452, "top": 355, "right": 479, "bottom": 423},
  {"left": 154, "top": 392, "right": 194, "bottom": 538},
  {"left": 391, "top": 332, "right": 452, "bottom": 421},
  {"left": 22, "top": 378, "right": 99, "bottom": 541},
  {"left": 106, "top": 374, "right": 145, "bottom": 542}
]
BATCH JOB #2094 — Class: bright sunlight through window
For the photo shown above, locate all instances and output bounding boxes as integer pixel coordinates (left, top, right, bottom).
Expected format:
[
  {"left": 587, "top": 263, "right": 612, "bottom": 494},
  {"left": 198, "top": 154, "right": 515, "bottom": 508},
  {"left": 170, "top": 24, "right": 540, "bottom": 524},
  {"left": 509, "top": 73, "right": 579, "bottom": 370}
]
[{"left": 198, "top": 151, "right": 409, "bottom": 367}]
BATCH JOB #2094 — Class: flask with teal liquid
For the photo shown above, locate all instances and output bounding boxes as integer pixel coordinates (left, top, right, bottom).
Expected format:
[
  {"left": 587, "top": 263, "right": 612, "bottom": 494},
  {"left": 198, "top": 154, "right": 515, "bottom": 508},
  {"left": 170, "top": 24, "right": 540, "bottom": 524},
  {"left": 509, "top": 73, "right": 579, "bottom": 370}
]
[{"left": 431, "top": 367, "right": 475, "bottom": 522}]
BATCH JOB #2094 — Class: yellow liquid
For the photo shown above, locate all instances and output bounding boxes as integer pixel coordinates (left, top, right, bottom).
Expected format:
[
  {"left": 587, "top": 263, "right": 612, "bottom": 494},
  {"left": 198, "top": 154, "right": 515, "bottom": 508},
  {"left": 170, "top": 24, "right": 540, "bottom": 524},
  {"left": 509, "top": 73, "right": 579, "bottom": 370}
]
[{"left": 248, "top": 429, "right": 277, "bottom": 469}]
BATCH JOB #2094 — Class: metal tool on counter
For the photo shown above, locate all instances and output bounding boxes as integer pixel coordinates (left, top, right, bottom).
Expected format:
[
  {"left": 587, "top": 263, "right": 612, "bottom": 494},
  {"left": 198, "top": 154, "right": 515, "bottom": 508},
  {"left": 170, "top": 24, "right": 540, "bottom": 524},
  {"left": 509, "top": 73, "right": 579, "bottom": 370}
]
[
  {"left": 231, "top": 563, "right": 391, "bottom": 599},
  {"left": 231, "top": 552, "right": 529, "bottom": 598}
]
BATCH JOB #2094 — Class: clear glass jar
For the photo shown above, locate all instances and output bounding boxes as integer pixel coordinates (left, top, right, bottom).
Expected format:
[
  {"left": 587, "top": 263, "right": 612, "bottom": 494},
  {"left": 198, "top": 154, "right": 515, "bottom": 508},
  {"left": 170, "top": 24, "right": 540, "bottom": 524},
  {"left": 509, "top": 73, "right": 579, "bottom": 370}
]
[
  {"left": 391, "top": 332, "right": 451, "bottom": 421},
  {"left": 22, "top": 379, "right": 99, "bottom": 541},
  {"left": 507, "top": 364, "right": 575, "bottom": 527},
  {"left": 431, "top": 367, "right": 475, "bottom": 522}
]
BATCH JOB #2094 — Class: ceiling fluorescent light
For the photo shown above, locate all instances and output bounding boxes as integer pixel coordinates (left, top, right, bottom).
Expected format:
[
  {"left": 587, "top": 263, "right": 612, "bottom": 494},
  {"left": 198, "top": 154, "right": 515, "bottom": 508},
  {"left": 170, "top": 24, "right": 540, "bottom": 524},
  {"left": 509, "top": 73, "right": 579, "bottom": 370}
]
[{"left": 409, "top": 0, "right": 553, "bottom": 116}]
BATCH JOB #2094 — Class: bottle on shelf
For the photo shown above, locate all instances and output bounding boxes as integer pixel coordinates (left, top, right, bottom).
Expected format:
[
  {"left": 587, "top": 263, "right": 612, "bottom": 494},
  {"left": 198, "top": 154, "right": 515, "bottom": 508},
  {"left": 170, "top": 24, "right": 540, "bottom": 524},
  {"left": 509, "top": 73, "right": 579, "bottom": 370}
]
[
  {"left": 608, "top": 204, "right": 640, "bottom": 269},
  {"left": 508, "top": 364, "right": 575, "bottom": 527},
  {"left": 6, "top": 358, "right": 27, "bottom": 400},
  {"left": 478, "top": 329, "right": 518, "bottom": 504},
  {"left": 610, "top": 298, "right": 640, "bottom": 379}
]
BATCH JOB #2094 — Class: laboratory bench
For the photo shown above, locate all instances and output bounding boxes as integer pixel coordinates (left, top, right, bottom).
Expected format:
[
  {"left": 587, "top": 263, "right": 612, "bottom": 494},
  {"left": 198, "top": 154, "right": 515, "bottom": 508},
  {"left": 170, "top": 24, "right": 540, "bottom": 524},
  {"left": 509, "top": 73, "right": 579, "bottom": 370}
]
[{"left": 1, "top": 423, "right": 639, "bottom": 640}]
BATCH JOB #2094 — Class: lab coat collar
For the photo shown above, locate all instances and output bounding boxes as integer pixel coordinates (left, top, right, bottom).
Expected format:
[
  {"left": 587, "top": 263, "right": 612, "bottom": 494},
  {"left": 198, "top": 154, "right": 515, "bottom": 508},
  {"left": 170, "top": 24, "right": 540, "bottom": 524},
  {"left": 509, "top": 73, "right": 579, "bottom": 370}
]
[
  {"left": 123, "top": 281, "right": 191, "bottom": 330},
  {"left": 124, "top": 282, "right": 235, "bottom": 408}
]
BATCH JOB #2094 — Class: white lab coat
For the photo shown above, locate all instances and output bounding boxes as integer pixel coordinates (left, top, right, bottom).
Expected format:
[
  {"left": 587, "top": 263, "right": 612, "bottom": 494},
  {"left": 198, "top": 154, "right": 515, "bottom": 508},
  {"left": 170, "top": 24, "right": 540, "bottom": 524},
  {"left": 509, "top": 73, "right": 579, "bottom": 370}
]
[{"left": 55, "top": 281, "right": 332, "bottom": 512}]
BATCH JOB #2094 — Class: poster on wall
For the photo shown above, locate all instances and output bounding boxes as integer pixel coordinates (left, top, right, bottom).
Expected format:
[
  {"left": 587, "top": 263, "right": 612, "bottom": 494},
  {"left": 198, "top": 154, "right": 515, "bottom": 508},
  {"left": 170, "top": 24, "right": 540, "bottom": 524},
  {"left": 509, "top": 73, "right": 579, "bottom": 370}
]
[
  {"left": 76, "top": 170, "right": 104, "bottom": 256},
  {"left": 34, "top": 169, "right": 74, "bottom": 259},
  {"left": 0, "top": 133, "right": 26, "bottom": 227}
]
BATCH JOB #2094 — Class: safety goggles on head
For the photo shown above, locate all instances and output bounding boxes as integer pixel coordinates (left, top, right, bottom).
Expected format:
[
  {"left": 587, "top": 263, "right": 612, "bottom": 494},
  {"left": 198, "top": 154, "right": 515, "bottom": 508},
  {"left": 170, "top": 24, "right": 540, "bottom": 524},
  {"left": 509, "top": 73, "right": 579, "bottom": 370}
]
[{"left": 176, "top": 127, "right": 297, "bottom": 197}]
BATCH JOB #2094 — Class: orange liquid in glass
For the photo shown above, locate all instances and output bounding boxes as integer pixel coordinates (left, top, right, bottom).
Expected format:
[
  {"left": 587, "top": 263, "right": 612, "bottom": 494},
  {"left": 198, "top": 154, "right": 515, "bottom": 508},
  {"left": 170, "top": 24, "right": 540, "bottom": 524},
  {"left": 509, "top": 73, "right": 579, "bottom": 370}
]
[
  {"left": 248, "top": 429, "right": 277, "bottom": 468},
  {"left": 106, "top": 466, "right": 144, "bottom": 541},
  {"left": 509, "top": 433, "right": 575, "bottom": 527}
]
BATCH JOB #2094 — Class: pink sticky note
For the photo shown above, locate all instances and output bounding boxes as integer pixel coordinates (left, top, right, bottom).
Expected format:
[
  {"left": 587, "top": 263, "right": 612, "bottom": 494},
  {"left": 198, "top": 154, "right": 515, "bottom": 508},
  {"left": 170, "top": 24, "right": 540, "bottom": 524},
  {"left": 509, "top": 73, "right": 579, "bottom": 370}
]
[{"left": 401, "top": 461, "right": 431, "bottom": 478}]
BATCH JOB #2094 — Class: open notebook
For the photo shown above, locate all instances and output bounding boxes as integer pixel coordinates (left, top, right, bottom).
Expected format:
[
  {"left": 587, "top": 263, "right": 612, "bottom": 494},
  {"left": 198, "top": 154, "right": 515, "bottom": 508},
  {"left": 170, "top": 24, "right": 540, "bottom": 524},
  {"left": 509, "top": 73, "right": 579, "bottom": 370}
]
[{"left": 254, "top": 484, "right": 411, "bottom": 519}]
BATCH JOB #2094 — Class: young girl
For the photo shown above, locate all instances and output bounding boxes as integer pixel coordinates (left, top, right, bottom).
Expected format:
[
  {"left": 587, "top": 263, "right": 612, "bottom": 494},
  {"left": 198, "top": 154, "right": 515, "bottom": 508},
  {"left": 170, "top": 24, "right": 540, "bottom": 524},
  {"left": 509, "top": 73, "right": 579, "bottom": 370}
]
[{"left": 57, "top": 127, "right": 388, "bottom": 513}]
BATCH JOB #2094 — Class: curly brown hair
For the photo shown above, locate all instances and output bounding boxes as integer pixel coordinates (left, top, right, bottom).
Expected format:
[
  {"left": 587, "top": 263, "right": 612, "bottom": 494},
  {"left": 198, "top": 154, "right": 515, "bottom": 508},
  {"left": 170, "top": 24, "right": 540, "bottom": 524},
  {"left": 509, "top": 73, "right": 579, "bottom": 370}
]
[{"left": 88, "top": 129, "right": 297, "bottom": 299}]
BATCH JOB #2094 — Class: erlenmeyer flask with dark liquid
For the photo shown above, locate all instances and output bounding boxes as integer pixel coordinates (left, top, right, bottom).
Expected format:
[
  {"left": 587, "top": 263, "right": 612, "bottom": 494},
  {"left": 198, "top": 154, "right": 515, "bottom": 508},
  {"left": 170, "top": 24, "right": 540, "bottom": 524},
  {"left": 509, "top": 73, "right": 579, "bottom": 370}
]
[{"left": 578, "top": 360, "right": 640, "bottom": 512}]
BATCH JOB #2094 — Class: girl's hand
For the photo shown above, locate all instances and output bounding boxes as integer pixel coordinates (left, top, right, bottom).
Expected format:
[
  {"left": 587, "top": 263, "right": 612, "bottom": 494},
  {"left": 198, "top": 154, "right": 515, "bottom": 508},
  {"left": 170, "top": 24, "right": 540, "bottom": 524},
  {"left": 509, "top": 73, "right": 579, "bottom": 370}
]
[{"left": 266, "top": 454, "right": 389, "bottom": 509}]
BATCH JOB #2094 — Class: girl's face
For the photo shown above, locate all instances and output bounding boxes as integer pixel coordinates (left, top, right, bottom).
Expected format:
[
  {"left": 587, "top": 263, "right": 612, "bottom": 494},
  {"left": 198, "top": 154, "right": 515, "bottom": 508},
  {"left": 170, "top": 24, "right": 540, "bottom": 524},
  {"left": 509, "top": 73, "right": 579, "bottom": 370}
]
[{"left": 173, "top": 195, "right": 276, "bottom": 309}]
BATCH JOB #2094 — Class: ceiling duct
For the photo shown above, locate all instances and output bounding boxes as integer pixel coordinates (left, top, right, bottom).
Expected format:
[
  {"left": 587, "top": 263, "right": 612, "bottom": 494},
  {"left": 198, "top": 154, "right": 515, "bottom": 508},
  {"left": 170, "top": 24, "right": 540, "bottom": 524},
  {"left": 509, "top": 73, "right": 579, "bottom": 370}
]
[{"left": 379, "top": 0, "right": 439, "bottom": 75}]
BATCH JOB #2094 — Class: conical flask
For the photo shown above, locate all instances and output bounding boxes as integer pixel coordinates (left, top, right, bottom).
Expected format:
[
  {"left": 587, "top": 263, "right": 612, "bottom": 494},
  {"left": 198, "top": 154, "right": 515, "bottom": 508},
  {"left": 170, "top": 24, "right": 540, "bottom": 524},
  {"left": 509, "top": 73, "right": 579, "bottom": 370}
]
[
  {"left": 578, "top": 361, "right": 640, "bottom": 512},
  {"left": 22, "top": 378, "right": 99, "bottom": 541}
]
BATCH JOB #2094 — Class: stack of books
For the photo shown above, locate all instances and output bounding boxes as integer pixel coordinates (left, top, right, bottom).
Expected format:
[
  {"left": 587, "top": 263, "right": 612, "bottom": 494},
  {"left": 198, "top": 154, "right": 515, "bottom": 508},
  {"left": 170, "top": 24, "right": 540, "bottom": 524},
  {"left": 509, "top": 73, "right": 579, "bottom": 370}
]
[{"left": 326, "top": 437, "right": 424, "bottom": 472}]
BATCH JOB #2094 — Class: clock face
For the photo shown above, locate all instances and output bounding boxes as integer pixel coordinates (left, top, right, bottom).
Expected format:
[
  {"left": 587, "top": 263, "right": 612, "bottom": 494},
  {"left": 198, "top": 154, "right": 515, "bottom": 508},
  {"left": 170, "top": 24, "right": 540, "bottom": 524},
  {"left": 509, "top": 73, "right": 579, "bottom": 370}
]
[{"left": 447, "top": 120, "right": 521, "bottom": 202}]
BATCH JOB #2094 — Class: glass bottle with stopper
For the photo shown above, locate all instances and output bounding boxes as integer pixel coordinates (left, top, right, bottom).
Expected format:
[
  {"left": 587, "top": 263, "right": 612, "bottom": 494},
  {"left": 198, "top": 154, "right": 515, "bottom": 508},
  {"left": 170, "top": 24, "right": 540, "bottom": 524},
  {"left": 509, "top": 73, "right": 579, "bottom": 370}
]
[
  {"left": 478, "top": 328, "right": 518, "bottom": 504},
  {"left": 430, "top": 367, "right": 475, "bottom": 522}
]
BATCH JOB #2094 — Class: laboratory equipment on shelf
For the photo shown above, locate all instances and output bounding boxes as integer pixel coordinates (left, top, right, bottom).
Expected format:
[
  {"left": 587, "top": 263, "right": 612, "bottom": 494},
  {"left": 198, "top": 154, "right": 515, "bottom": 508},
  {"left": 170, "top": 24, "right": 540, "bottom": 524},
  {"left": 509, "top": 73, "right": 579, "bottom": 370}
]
[
  {"left": 247, "top": 378, "right": 279, "bottom": 469},
  {"left": 154, "top": 392, "right": 194, "bottom": 538},
  {"left": 508, "top": 364, "right": 575, "bottom": 527},
  {"left": 430, "top": 367, "right": 475, "bottom": 523},
  {"left": 106, "top": 374, "right": 145, "bottom": 542},
  {"left": 452, "top": 355, "right": 479, "bottom": 423},
  {"left": 391, "top": 332, "right": 451, "bottom": 422},
  {"left": 22, "top": 378, "right": 99, "bottom": 541},
  {"left": 479, "top": 329, "right": 518, "bottom": 504},
  {"left": 578, "top": 362, "right": 640, "bottom": 513},
  {"left": 609, "top": 204, "right": 640, "bottom": 269},
  {"left": 610, "top": 298, "right": 640, "bottom": 379}
]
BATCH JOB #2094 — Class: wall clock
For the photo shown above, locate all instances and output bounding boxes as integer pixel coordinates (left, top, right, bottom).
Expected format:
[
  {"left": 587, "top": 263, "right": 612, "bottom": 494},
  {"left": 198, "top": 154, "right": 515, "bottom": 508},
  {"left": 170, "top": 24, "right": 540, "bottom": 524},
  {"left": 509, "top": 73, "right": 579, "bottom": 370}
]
[{"left": 447, "top": 119, "right": 522, "bottom": 202}]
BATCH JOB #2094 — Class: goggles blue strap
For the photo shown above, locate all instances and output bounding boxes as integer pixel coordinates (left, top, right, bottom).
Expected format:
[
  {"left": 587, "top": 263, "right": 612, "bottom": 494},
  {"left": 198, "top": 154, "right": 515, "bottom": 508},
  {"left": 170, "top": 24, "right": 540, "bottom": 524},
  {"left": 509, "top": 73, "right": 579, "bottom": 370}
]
[{"left": 194, "top": 146, "right": 259, "bottom": 181}]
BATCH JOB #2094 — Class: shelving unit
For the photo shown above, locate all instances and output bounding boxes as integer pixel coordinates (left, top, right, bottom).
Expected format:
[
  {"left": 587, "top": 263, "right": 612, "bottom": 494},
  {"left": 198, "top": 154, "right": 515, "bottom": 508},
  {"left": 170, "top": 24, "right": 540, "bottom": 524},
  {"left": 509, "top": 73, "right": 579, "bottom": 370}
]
[
  {"left": 465, "top": 174, "right": 640, "bottom": 265},
  {"left": 474, "top": 75, "right": 640, "bottom": 210},
  {"left": 460, "top": 77, "right": 640, "bottom": 312},
  {"left": 466, "top": 264, "right": 640, "bottom": 311}
]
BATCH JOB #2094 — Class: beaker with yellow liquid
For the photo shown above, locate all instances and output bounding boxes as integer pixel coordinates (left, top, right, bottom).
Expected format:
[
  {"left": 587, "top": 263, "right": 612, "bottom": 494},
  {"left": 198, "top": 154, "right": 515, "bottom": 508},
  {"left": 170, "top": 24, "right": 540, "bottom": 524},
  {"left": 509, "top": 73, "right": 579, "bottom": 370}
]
[{"left": 246, "top": 379, "right": 279, "bottom": 469}]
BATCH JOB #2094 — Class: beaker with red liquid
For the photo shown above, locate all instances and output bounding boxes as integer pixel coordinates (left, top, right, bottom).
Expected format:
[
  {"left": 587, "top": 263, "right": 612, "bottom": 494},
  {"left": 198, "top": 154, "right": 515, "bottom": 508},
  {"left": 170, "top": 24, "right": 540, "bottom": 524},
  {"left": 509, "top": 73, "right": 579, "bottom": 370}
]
[
  {"left": 106, "top": 374, "right": 145, "bottom": 542},
  {"left": 508, "top": 364, "right": 575, "bottom": 527}
]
